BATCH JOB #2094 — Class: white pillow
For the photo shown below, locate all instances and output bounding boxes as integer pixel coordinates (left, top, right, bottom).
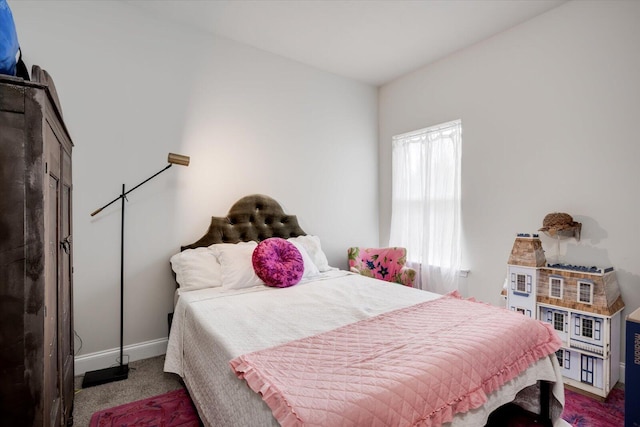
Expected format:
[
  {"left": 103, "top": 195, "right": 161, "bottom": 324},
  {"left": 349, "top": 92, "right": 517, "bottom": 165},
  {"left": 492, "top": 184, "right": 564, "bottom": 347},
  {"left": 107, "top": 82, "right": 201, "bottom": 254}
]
[
  {"left": 288, "top": 235, "right": 331, "bottom": 272},
  {"left": 210, "top": 241, "right": 265, "bottom": 290},
  {"left": 170, "top": 247, "right": 222, "bottom": 291},
  {"left": 290, "top": 241, "right": 320, "bottom": 279}
]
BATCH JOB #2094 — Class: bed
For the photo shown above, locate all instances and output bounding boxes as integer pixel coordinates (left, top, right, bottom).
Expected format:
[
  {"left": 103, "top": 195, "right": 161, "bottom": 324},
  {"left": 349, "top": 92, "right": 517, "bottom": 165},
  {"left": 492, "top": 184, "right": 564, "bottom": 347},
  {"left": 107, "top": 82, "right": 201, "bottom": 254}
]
[{"left": 164, "top": 194, "right": 569, "bottom": 427}]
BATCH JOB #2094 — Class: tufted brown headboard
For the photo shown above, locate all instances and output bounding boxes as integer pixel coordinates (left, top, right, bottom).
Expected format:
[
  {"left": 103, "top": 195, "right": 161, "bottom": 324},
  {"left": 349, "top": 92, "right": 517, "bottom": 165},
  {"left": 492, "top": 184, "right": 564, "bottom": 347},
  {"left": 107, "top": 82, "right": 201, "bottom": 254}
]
[{"left": 181, "top": 194, "right": 307, "bottom": 251}]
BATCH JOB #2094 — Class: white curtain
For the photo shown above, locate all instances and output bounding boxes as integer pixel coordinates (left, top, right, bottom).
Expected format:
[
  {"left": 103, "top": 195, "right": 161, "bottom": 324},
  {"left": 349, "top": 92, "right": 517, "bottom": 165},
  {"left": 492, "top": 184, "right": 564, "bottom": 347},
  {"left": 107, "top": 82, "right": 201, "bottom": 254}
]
[{"left": 389, "top": 120, "right": 462, "bottom": 294}]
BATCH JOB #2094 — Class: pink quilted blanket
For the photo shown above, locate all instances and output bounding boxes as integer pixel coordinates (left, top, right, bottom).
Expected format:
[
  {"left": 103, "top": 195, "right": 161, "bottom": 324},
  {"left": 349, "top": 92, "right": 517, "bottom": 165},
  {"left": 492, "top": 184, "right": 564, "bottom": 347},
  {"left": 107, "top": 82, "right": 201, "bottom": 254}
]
[{"left": 230, "top": 292, "right": 561, "bottom": 427}]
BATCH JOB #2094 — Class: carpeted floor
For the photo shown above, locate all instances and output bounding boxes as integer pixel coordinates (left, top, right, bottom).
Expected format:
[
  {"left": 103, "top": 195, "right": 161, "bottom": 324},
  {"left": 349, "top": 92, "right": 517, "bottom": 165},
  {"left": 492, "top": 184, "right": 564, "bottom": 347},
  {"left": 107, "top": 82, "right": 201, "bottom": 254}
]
[{"left": 75, "top": 356, "right": 625, "bottom": 427}]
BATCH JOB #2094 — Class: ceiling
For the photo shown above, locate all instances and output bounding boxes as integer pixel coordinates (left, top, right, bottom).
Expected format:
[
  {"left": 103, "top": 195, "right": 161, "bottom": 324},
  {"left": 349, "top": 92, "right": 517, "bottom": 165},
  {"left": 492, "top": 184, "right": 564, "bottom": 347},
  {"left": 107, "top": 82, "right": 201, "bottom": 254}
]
[{"left": 125, "top": 0, "right": 567, "bottom": 87}]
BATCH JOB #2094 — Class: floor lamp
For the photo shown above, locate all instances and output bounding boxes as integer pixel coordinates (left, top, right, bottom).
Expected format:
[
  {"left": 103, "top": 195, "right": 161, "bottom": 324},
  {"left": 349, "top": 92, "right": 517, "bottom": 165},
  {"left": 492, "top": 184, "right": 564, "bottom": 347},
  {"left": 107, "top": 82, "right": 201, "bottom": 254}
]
[{"left": 82, "top": 153, "right": 190, "bottom": 388}]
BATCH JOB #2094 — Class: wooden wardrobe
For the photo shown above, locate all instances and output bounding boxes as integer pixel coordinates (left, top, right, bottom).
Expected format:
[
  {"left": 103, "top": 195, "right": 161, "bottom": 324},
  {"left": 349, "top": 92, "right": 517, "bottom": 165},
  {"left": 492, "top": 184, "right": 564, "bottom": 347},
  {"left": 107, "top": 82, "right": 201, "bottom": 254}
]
[{"left": 0, "top": 67, "right": 74, "bottom": 426}]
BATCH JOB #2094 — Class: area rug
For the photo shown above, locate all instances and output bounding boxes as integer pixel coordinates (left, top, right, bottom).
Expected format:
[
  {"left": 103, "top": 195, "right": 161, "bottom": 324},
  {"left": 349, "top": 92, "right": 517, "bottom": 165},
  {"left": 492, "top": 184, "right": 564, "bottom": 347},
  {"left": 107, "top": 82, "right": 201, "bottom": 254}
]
[
  {"left": 488, "top": 387, "right": 625, "bottom": 426},
  {"left": 89, "top": 386, "right": 624, "bottom": 427},
  {"left": 89, "top": 388, "right": 200, "bottom": 427},
  {"left": 562, "top": 387, "right": 625, "bottom": 427}
]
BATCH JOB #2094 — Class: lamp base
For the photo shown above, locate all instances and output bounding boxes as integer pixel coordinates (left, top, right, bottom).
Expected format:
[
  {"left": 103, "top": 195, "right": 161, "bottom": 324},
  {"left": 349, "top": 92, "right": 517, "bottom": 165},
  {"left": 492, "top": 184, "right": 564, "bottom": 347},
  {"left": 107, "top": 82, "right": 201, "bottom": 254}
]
[{"left": 81, "top": 364, "right": 129, "bottom": 388}]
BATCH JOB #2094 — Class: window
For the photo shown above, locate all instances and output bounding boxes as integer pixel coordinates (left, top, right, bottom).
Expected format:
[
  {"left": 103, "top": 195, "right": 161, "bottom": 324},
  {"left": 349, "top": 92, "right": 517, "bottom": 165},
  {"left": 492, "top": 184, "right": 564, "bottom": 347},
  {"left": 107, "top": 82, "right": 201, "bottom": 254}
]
[
  {"left": 553, "top": 312, "right": 565, "bottom": 332},
  {"left": 389, "top": 120, "right": 462, "bottom": 294},
  {"left": 582, "top": 318, "right": 593, "bottom": 338},
  {"left": 516, "top": 307, "right": 526, "bottom": 315},
  {"left": 513, "top": 274, "right": 532, "bottom": 293},
  {"left": 556, "top": 350, "right": 564, "bottom": 367},
  {"left": 550, "top": 277, "right": 563, "bottom": 299},
  {"left": 578, "top": 281, "right": 593, "bottom": 304},
  {"left": 564, "top": 350, "right": 571, "bottom": 369}
]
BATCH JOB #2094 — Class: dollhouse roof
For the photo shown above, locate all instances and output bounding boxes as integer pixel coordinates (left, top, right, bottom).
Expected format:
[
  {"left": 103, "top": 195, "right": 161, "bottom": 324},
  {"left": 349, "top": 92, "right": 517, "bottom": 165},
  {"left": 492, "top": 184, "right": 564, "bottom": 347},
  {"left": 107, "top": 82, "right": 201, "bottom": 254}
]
[{"left": 507, "top": 234, "right": 546, "bottom": 267}]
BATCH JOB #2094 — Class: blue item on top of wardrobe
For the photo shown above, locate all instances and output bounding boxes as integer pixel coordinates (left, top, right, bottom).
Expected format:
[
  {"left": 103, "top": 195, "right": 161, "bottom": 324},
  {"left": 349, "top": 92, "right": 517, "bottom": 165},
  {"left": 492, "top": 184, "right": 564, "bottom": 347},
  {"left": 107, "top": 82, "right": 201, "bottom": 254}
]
[{"left": 1, "top": 0, "right": 19, "bottom": 76}]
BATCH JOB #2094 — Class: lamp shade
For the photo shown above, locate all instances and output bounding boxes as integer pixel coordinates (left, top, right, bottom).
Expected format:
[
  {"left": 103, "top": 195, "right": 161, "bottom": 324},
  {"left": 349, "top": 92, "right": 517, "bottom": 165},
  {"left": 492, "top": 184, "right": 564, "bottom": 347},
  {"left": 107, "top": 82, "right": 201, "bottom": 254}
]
[{"left": 168, "top": 153, "right": 190, "bottom": 166}]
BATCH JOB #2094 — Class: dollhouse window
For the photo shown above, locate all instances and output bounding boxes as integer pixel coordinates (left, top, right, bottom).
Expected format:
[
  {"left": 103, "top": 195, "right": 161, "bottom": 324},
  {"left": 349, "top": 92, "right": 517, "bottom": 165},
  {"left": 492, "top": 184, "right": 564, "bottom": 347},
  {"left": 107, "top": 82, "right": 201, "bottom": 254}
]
[
  {"left": 549, "top": 277, "right": 563, "bottom": 299},
  {"left": 516, "top": 274, "right": 526, "bottom": 292},
  {"left": 516, "top": 307, "right": 526, "bottom": 315},
  {"left": 582, "top": 318, "right": 593, "bottom": 338},
  {"left": 578, "top": 281, "right": 593, "bottom": 304},
  {"left": 553, "top": 312, "right": 565, "bottom": 332},
  {"left": 556, "top": 349, "right": 570, "bottom": 368}
]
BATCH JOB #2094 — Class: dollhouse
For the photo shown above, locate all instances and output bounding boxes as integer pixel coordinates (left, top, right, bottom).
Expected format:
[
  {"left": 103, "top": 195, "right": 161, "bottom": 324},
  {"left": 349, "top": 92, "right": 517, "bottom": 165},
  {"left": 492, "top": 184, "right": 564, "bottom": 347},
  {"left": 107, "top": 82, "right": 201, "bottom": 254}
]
[{"left": 505, "top": 233, "right": 625, "bottom": 398}]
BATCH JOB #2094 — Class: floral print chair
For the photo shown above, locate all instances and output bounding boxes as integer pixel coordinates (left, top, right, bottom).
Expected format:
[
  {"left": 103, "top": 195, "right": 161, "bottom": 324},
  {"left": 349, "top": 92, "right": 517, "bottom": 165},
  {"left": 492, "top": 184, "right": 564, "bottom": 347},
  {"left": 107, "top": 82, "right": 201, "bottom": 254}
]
[{"left": 347, "top": 247, "right": 416, "bottom": 287}]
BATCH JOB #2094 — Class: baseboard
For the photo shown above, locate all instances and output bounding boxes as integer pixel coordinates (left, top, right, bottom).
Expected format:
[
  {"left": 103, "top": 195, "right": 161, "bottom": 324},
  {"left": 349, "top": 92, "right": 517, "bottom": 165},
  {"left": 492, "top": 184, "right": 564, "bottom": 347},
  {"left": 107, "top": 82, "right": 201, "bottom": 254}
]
[{"left": 74, "top": 338, "right": 168, "bottom": 376}]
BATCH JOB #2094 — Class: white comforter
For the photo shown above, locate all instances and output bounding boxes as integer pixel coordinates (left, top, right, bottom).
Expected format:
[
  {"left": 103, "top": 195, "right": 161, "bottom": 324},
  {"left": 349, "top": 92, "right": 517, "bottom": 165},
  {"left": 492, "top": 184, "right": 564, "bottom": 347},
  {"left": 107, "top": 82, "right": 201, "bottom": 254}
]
[{"left": 164, "top": 271, "right": 568, "bottom": 427}]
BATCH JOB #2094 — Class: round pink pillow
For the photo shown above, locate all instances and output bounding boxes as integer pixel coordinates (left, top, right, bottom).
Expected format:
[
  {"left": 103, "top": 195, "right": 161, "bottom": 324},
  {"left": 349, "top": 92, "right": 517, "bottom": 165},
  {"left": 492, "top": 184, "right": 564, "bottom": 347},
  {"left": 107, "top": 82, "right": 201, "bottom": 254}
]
[{"left": 252, "top": 237, "right": 304, "bottom": 288}]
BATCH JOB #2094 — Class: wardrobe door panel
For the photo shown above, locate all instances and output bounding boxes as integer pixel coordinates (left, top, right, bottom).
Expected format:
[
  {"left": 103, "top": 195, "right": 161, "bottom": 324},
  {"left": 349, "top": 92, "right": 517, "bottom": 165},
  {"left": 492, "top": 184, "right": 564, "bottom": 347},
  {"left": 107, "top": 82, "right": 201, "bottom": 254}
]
[
  {"left": 60, "top": 148, "right": 74, "bottom": 422},
  {"left": 44, "top": 173, "right": 61, "bottom": 427}
]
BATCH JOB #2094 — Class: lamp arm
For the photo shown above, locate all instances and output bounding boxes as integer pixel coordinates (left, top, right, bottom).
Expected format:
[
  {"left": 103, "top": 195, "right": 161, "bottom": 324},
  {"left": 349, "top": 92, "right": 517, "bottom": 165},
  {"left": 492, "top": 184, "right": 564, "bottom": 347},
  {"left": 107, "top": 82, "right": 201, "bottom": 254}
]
[{"left": 90, "top": 164, "right": 173, "bottom": 216}]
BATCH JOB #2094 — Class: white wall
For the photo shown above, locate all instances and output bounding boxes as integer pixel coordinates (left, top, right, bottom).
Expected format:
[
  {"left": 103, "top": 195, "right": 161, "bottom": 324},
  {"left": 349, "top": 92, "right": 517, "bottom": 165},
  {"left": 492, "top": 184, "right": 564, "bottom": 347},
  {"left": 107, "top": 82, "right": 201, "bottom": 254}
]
[
  {"left": 11, "top": 1, "right": 378, "bottom": 363},
  {"left": 379, "top": 0, "right": 640, "bottom": 365}
]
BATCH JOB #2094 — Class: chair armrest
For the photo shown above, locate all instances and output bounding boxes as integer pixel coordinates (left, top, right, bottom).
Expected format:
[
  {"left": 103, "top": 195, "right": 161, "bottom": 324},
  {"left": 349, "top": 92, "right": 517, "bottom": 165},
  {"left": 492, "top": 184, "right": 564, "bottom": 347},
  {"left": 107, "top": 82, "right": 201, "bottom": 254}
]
[{"left": 397, "top": 266, "right": 416, "bottom": 287}]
